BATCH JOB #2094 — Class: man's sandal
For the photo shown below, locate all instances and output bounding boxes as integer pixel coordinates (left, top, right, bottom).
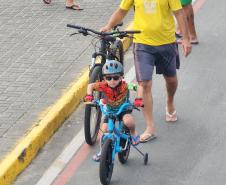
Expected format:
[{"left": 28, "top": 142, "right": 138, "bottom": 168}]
[
  {"left": 166, "top": 110, "right": 177, "bottom": 122},
  {"left": 140, "top": 133, "right": 156, "bottom": 143},
  {"left": 43, "top": 0, "right": 51, "bottom": 4},
  {"left": 66, "top": 4, "right": 83, "bottom": 10}
]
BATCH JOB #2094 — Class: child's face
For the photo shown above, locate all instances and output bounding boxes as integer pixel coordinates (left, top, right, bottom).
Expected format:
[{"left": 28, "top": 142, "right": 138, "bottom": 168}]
[{"left": 104, "top": 75, "right": 122, "bottom": 88}]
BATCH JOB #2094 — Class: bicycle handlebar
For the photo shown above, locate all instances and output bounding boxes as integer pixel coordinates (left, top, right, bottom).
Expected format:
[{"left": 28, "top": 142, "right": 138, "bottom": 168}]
[
  {"left": 67, "top": 24, "right": 110, "bottom": 35},
  {"left": 94, "top": 100, "right": 138, "bottom": 117},
  {"left": 67, "top": 24, "right": 141, "bottom": 38}
]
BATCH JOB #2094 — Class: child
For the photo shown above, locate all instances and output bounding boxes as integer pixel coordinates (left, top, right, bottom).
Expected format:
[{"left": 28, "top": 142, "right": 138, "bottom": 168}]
[{"left": 84, "top": 59, "right": 143, "bottom": 161}]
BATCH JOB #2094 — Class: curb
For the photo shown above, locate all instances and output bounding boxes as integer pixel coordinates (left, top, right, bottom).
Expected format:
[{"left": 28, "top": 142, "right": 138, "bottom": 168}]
[{"left": 0, "top": 22, "right": 134, "bottom": 185}]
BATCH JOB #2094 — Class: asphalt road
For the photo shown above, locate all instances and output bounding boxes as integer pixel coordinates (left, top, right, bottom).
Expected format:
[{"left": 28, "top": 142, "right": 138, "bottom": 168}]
[{"left": 14, "top": 0, "right": 226, "bottom": 185}]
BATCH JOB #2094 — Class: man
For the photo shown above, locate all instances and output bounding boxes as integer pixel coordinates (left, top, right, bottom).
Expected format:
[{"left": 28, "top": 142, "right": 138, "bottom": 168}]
[
  {"left": 101, "top": 0, "right": 191, "bottom": 143},
  {"left": 43, "top": 0, "right": 83, "bottom": 10}
]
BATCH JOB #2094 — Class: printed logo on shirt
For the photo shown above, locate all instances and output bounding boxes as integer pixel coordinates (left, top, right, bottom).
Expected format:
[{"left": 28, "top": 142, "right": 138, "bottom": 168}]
[{"left": 144, "top": 0, "right": 157, "bottom": 14}]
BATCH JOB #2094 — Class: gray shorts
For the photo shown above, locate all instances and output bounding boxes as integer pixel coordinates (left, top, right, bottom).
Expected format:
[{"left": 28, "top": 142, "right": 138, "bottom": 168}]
[{"left": 133, "top": 43, "right": 180, "bottom": 81}]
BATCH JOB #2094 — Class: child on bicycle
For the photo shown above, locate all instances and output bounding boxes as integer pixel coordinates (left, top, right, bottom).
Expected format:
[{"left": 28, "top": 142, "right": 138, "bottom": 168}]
[{"left": 84, "top": 59, "right": 144, "bottom": 162}]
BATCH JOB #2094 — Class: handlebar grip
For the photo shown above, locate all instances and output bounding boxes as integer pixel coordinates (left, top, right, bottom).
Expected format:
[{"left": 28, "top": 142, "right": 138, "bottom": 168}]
[
  {"left": 125, "top": 30, "right": 141, "bottom": 34},
  {"left": 67, "top": 24, "right": 82, "bottom": 29}
]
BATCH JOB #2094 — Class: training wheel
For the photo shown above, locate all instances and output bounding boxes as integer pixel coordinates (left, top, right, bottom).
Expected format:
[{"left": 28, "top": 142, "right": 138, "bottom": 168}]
[{"left": 144, "top": 153, "right": 148, "bottom": 165}]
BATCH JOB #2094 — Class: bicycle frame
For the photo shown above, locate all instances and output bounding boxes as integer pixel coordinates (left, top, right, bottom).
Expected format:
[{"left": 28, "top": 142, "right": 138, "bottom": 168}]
[
  {"left": 96, "top": 95, "right": 148, "bottom": 185},
  {"left": 95, "top": 100, "right": 133, "bottom": 162}
]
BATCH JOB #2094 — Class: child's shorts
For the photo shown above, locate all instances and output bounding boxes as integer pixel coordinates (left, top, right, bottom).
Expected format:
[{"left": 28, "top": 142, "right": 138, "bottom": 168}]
[{"left": 180, "top": 0, "right": 192, "bottom": 6}]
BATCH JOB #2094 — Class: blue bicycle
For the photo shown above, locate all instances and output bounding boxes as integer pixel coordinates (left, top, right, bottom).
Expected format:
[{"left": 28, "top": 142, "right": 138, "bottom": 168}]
[{"left": 90, "top": 99, "right": 148, "bottom": 185}]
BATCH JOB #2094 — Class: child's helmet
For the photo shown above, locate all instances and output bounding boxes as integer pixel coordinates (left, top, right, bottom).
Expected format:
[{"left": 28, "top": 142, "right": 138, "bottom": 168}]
[{"left": 102, "top": 60, "right": 124, "bottom": 75}]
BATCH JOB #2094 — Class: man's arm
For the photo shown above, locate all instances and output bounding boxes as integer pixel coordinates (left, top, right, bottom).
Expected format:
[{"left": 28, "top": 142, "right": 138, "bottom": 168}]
[
  {"left": 100, "top": 8, "right": 128, "bottom": 32},
  {"left": 174, "top": 9, "right": 192, "bottom": 57}
]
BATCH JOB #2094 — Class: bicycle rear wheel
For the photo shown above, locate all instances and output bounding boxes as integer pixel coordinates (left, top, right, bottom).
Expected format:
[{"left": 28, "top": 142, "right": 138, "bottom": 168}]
[
  {"left": 99, "top": 139, "right": 114, "bottom": 185},
  {"left": 84, "top": 65, "right": 102, "bottom": 145}
]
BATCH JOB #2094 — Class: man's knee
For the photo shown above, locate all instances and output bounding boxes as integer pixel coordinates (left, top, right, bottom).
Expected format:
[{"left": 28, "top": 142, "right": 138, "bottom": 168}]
[
  {"left": 164, "top": 76, "right": 178, "bottom": 84},
  {"left": 138, "top": 80, "right": 152, "bottom": 91}
]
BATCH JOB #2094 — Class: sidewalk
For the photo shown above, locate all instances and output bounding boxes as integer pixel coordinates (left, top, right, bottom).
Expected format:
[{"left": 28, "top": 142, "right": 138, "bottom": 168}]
[{"left": 0, "top": 0, "right": 133, "bottom": 184}]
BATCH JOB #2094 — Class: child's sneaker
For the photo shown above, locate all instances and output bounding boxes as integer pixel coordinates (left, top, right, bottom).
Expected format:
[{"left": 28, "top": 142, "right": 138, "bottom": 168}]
[{"left": 92, "top": 151, "right": 101, "bottom": 162}]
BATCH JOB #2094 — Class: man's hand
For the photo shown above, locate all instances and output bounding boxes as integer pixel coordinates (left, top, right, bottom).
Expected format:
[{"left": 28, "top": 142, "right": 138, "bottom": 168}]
[
  {"left": 173, "top": 9, "right": 192, "bottom": 57},
  {"left": 84, "top": 94, "right": 94, "bottom": 102},
  {"left": 181, "top": 38, "right": 192, "bottom": 57},
  {"left": 100, "top": 25, "right": 112, "bottom": 33},
  {"left": 134, "top": 98, "right": 144, "bottom": 107}
]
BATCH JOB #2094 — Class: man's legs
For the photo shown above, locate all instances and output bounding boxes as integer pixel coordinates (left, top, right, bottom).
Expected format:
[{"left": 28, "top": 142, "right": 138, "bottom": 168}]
[
  {"left": 66, "top": 0, "right": 74, "bottom": 6},
  {"left": 164, "top": 75, "right": 178, "bottom": 115},
  {"left": 138, "top": 80, "right": 156, "bottom": 140},
  {"left": 138, "top": 75, "right": 178, "bottom": 139}
]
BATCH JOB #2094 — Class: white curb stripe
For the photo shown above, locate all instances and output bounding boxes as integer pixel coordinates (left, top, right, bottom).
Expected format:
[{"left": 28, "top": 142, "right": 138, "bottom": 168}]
[{"left": 36, "top": 128, "right": 84, "bottom": 185}]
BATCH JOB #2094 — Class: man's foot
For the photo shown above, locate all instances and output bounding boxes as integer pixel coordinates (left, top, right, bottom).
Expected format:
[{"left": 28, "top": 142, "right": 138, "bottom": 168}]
[
  {"left": 66, "top": 4, "right": 83, "bottom": 10},
  {"left": 166, "top": 109, "right": 177, "bottom": 122},
  {"left": 140, "top": 132, "right": 156, "bottom": 143},
  {"left": 43, "top": 0, "right": 51, "bottom": 4}
]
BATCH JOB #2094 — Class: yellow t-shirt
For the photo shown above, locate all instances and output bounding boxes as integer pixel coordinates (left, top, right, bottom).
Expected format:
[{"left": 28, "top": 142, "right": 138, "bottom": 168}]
[{"left": 120, "top": 0, "right": 182, "bottom": 46}]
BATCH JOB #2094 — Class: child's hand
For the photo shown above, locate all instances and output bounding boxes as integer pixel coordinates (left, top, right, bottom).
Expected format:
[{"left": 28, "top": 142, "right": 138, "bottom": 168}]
[
  {"left": 128, "top": 83, "right": 137, "bottom": 91},
  {"left": 84, "top": 94, "right": 94, "bottom": 102},
  {"left": 134, "top": 98, "right": 144, "bottom": 107}
]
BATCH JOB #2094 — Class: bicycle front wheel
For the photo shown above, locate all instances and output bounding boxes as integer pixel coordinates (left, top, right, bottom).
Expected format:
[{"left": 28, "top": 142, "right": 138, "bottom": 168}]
[
  {"left": 99, "top": 139, "right": 114, "bottom": 185},
  {"left": 118, "top": 127, "right": 131, "bottom": 164},
  {"left": 84, "top": 66, "right": 102, "bottom": 145}
]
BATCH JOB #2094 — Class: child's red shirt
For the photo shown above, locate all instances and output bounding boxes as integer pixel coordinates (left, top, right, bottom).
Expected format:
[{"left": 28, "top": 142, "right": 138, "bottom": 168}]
[{"left": 93, "top": 80, "right": 128, "bottom": 108}]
